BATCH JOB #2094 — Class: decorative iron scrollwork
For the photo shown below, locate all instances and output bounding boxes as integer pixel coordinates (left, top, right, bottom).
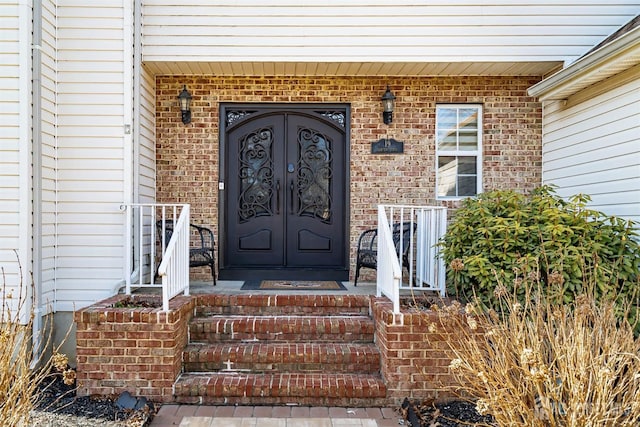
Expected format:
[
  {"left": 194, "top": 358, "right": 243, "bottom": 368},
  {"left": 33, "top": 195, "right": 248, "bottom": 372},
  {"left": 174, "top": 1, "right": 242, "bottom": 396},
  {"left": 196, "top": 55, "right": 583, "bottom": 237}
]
[
  {"left": 296, "top": 128, "right": 332, "bottom": 222},
  {"left": 227, "top": 110, "right": 257, "bottom": 127},
  {"left": 316, "top": 111, "right": 345, "bottom": 128},
  {"left": 238, "top": 127, "right": 274, "bottom": 222}
]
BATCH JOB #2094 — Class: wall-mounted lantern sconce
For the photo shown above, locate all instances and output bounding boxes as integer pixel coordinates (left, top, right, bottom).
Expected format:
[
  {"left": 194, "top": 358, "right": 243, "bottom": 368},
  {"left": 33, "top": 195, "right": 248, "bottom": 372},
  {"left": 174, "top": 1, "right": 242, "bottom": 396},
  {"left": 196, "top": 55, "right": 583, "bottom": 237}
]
[
  {"left": 371, "top": 86, "right": 403, "bottom": 154},
  {"left": 381, "top": 86, "right": 396, "bottom": 125},
  {"left": 178, "top": 85, "right": 192, "bottom": 124}
]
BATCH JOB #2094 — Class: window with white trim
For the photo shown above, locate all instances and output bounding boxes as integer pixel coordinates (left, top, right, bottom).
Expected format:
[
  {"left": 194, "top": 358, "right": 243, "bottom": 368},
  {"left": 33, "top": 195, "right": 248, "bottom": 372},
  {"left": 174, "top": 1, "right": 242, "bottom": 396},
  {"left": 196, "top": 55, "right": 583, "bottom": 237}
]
[{"left": 435, "top": 105, "right": 482, "bottom": 199}]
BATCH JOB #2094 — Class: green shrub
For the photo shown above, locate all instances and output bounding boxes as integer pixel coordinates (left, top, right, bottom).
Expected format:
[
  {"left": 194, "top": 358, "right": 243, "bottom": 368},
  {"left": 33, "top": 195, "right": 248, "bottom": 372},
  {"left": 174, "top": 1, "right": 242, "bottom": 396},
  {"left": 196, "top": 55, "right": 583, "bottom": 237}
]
[{"left": 440, "top": 186, "right": 640, "bottom": 316}]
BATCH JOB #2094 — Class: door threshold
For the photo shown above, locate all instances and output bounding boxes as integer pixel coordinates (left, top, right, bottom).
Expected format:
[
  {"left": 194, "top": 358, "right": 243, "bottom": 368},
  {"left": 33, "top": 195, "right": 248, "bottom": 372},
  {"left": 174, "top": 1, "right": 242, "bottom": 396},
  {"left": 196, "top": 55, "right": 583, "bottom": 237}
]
[{"left": 218, "top": 269, "right": 349, "bottom": 281}]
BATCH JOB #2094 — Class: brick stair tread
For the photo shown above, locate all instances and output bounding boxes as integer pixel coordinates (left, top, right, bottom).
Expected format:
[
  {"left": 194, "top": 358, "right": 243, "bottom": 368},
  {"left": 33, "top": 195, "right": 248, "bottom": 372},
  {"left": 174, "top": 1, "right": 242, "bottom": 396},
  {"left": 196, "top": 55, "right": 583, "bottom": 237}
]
[
  {"left": 183, "top": 342, "right": 381, "bottom": 373},
  {"left": 189, "top": 315, "right": 375, "bottom": 343},
  {"left": 179, "top": 295, "right": 386, "bottom": 405},
  {"left": 195, "top": 294, "right": 371, "bottom": 316},
  {"left": 174, "top": 372, "right": 387, "bottom": 400}
]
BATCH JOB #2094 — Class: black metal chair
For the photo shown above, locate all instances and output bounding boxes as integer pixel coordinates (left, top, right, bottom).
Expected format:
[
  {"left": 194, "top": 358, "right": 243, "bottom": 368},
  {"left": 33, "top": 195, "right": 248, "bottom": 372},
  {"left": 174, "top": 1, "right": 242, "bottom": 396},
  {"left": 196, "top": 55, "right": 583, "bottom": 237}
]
[
  {"left": 156, "top": 220, "right": 217, "bottom": 285},
  {"left": 354, "top": 222, "right": 414, "bottom": 286}
]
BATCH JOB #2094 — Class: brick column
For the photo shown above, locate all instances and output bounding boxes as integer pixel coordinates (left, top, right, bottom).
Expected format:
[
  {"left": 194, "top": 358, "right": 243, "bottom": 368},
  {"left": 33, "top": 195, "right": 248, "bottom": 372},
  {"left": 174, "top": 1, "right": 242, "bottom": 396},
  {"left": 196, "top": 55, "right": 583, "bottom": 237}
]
[
  {"left": 74, "top": 294, "right": 194, "bottom": 402},
  {"left": 373, "top": 297, "right": 460, "bottom": 404}
]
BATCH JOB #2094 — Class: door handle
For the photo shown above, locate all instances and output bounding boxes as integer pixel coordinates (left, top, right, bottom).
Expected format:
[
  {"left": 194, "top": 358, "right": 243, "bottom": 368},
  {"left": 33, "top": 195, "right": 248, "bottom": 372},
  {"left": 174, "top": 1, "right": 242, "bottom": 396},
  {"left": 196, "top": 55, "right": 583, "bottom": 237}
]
[
  {"left": 290, "top": 180, "right": 294, "bottom": 214},
  {"left": 275, "top": 179, "right": 281, "bottom": 214}
]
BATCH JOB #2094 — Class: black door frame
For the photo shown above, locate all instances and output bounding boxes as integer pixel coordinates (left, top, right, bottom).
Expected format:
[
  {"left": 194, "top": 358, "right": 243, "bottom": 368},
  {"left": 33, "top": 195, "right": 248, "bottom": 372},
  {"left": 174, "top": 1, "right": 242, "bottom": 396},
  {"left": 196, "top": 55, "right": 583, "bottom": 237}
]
[{"left": 218, "top": 103, "right": 351, "bottom": 280}]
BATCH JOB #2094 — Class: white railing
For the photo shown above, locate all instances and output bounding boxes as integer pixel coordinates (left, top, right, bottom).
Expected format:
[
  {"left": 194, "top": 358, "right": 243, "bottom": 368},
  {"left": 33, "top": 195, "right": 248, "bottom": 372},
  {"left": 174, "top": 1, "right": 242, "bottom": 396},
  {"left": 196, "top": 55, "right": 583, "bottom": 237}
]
[
  {"left": 376, "top": 205, "right": 448, "bottom": 314},
  {"left": 157, "top": 205, "right": 190, "bottom": 310},
  {"left": 122, "top": 203, "right": 190, "bottom": 311},
  {"left": 376, "top": 207, "right": 403, "bottom": 314}
]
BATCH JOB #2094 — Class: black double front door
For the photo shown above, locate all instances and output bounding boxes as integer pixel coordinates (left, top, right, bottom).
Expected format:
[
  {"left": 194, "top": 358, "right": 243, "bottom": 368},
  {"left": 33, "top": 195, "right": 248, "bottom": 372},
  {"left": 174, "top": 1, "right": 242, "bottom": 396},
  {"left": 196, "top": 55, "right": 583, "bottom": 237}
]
[{"left": 221, "top": 106, "right": 349, "bottom": 279}]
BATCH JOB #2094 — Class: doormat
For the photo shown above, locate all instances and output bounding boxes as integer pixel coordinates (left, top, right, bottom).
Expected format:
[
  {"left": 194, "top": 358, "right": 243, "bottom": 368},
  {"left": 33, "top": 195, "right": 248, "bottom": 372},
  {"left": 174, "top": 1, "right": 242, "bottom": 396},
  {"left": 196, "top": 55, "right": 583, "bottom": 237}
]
[{"left": 240, "top": 280, "right": 346, "bottom": 291}]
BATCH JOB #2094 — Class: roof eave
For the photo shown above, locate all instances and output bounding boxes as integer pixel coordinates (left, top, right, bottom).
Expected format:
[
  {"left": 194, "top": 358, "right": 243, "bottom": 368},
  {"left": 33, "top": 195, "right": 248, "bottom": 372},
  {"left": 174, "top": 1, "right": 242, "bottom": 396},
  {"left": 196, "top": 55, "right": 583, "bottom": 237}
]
[{"left": 528, "top": 26, "right": 640, "bottom": 101}]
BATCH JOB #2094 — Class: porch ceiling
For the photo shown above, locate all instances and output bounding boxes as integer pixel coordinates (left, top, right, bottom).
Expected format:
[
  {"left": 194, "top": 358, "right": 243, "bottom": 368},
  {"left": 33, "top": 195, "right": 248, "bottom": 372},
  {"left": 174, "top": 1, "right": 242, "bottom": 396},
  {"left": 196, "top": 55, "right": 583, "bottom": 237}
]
[{"left": 143, "top": 60, "right": 562, "bottom": 77}]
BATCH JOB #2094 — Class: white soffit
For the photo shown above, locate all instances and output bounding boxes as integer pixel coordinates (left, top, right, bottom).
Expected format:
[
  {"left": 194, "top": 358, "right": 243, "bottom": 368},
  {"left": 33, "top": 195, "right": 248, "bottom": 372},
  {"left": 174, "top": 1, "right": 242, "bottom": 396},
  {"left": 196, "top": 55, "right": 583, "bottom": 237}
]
[
  {"left": 529, "top": 26, "right": 640, "bottom": 101},
  {"left": 143, "top": 61, "right": 561, "bottom": 77}
]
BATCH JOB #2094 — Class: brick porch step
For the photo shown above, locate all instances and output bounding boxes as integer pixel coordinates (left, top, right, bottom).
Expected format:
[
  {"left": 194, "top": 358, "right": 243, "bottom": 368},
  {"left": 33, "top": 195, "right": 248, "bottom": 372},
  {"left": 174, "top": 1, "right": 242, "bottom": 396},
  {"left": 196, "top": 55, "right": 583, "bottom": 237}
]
[
  {"left": 189, "top": 315, "right": 375, "bottom": 343},
  {"left": 173, "top": 372, "right": 388, "bottom": 406},
  {"left": 183, "top": 342, "right": 381, "bottom": 373},
  {"left": 195, "top": 294, "right": 371, "bottom": 316},
  {"left": 175, "top": 293, "right": 388, "bottom": 406}
]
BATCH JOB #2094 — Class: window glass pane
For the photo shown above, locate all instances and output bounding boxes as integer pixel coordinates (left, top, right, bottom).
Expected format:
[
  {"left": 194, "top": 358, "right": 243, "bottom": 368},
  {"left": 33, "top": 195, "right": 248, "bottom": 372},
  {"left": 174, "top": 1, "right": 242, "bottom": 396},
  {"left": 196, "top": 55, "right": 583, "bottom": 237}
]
[
  {"left": 458, "top": 132, "right": 477, "bottom": 150},
  {"left": 437, "top": 130, "right": 457, "bottom": 149},
  {"left": 457, "top": 156, "right": 477, "bottom": 174},
  {"left": 459, "top": 109, "right": 478, "bottom": 130},
  {"left": 458, "top": 176, "right": 477, "bottom": 196},
  {"left": 437, "top": 156, "right": 457, "bottom": 197},
  {"left": 437, "top": 108, "right": 457, "bottom": 127}
]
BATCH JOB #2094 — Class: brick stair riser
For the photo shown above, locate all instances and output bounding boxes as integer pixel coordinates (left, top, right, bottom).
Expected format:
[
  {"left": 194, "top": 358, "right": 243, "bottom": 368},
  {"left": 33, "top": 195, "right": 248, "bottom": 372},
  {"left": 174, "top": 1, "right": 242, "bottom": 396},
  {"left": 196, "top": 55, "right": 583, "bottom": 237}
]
[
  {"left": 173, "top": 294, "right": 388, "bottom": 406},
  {"left": 197, "top": 307, "right": 369, "bottom": 316},
  {"left": 189, "top": 316, "right": 375, "bottom": 344},
  {"left": 194, "top": 295, "right": 371, "bottom": 317},
  {"left": 173, "top": 372, "right": 388, "bottom": 406},
  {"left": 182, "top": 343, "right": 381, "bottom": 373},
  {"left": 174, "top": 395, "right": 391, "bottom": 407},
  {"left": 183, "top": 361, "right": 380, "bottom": 375}
]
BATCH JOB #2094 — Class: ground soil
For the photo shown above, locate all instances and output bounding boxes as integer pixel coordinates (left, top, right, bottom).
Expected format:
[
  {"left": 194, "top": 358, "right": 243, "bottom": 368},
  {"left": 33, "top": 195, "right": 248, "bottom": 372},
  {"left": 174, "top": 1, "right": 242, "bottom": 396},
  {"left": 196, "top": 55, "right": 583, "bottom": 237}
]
[
  {"left": 30, "top": 373, "right": 154, "bottom": 426},
  {"left": 402, "top": 398, "right": 496, "bottom": 427}
]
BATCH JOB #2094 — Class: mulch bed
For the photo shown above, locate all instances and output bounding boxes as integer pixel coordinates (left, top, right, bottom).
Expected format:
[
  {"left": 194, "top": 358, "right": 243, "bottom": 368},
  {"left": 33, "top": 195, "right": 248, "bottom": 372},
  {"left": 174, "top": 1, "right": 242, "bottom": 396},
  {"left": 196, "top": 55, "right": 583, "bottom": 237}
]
[
  {"left": 401, "top": 398, "right": 496, "bottom": 427},
  {"left": 34, "top": 372, "right": 155, "bottom": 426}
]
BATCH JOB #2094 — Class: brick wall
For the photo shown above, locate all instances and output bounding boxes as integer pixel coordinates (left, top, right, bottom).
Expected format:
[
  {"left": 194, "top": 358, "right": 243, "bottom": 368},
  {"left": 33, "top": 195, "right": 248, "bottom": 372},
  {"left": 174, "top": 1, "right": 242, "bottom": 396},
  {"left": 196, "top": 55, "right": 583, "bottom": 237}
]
[
  {"left": 156, "top": 76, "right": 542, "bottom": 280},
  {"left": 75, "top": 294, "right": 470, "bottom": 405},
  {"left": 373, "top": 297, "right": 461, "bottom": 403},
  {"left": 74, "top": 295, "right": 194, "bottom": 402}
]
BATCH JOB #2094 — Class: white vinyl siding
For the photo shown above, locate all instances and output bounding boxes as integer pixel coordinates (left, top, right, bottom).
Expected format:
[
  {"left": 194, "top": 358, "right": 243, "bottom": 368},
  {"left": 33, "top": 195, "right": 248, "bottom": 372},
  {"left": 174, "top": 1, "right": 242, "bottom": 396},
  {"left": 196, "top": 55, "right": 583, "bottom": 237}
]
[
  {"left": 436, "top": 105, "right": 483, "bottom": 199},
  {"left": 55, "top": 1, "right": 129, "bottom": 311},
  {"left": 139, "top": 65, "right": 156, "bottom": 204},
  {"left": 542, "top": 66, "right": 640, "bottom": 224},
  {"left": 142, "top": 1, "right": 640, "bottom": 65},
  {"left": 41, "top": 0, "right": 57, "bottom": 312},
  {"left": 0, "top": 3, "right": 21, "bottom": 266},
  {"left": 0, "top": 1, "right": 30, "bottom": 300}
]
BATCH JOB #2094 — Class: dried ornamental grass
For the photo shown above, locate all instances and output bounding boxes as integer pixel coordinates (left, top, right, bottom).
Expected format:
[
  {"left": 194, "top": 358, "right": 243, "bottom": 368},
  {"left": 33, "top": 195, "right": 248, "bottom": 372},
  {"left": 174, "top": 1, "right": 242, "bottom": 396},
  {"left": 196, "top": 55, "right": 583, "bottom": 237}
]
[
  {"left": 433, "top": 283, "right": 640, "bottom": 427},
  {"left": 1, "top": 258, "right": 73, "bottom": 427}
]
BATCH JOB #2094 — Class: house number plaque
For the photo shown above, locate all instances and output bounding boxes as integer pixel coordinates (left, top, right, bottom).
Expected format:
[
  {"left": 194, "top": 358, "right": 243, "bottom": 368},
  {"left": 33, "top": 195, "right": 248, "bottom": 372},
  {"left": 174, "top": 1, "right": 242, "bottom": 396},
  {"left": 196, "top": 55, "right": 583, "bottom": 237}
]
[{"left": 371, "top": 138, "right": 404, "bottom": 154}]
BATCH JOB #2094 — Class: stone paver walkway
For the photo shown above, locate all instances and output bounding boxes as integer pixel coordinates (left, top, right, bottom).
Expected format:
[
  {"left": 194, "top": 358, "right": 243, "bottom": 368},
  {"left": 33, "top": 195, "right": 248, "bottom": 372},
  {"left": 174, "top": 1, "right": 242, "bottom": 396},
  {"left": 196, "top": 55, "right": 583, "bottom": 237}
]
[{"left": 150, "top": 405, "right": 401, "bottom": 427}]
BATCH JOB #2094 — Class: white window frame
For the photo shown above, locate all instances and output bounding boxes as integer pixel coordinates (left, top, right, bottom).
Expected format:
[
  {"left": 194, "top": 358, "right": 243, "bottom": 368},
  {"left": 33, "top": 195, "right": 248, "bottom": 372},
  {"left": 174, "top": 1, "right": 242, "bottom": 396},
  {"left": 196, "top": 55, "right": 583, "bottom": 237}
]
[{"left": 435, "top": 104, "right": 483, "bottom": 200}]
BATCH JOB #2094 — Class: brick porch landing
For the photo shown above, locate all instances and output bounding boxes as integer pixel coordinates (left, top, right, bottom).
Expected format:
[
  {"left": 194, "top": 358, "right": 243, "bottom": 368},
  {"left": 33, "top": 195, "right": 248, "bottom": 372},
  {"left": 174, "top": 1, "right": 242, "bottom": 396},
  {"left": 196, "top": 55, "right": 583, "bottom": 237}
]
[{"left": 181, "top": 279, "right": 377, "bottom": 296}]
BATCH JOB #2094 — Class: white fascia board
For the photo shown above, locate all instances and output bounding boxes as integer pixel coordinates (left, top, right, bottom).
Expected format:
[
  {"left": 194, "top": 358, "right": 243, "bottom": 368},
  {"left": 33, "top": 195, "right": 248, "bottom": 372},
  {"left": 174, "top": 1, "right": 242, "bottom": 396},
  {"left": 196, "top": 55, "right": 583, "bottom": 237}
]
[{"left": 528, "top": 26, "right": 640, "bottom": 101}]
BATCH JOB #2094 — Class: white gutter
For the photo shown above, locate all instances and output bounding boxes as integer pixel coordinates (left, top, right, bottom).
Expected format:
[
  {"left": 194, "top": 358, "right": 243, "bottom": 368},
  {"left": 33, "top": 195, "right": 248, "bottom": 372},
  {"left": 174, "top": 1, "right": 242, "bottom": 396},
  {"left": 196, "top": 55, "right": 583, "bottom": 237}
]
[
  {"left": 31, "top": 0, "right": 44, "bottom": 363},
  {"left": 131, "top": 0, "right": 146, "bottom": 207},
  {"left": 122, "top": 0, "right": 135, "bottom": 286},
  {"left": 528, "top": 25, "right": 640, "bottom": 100},
  {"left": 123, "top": 0, "right": 133, "bottom": 205},
  {"left": 17, "top": 0, "right": 32, "bottom": 328},
  {"left": 133, "top": 0, "right": 142, "bottom": 206}
]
